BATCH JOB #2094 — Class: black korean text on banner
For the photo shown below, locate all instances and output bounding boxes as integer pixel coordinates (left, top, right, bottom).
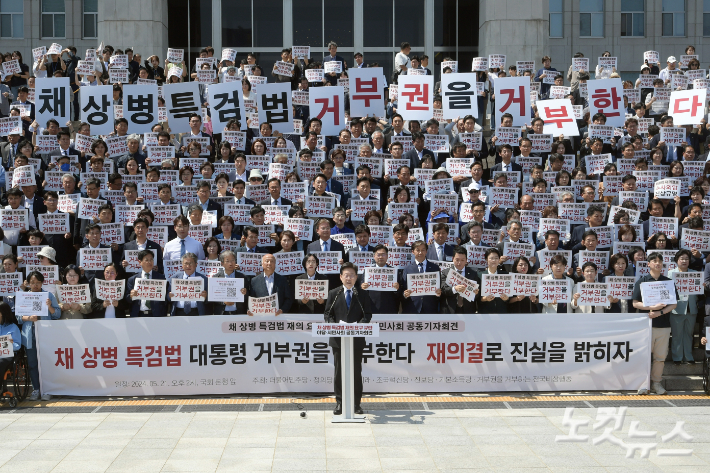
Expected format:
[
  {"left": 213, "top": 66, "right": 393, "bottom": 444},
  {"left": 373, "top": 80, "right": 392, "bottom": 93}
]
[
  {"left": 123, "top": 84, "right": 159, "bottom": 133},
  {"left": 36, "top": 77, "right": 71, "bottom": 126},
  {"left": 537, "top": 99, "right": 579, "bottom": 137},
  {"left": 257, "top": 83, "right": 294, "bottom": 134},
  {"left": 164, "top": 82, "right": 200, "bottom": 134},
  {"left": 208, "top": 82, "right": 246, "bottom": 134},
  {"left": 79, "top": 85, "right": 113, "bottom": 135},
  {"left": 494, "top": 77, "right": 530, "bottom": 127},
  {"left": 397, "top": 75, "right": 434, "bottom": 121},
  {"left": 309, "top": 86, "right": 344, "bottom": 136},
  {"left": 348, "top": 67, "right": 384, "bottom": 118},
  {"left": 441, "top": 73, "right": 478, "bottom": 119}
]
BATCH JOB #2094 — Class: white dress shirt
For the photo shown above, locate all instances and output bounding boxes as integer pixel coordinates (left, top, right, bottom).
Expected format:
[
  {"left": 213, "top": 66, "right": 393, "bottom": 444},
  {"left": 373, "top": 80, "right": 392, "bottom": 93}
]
[
  {"left": 176, "top": 271, "right": 197, "bottom": 310},
  {"left": 139, "top": 270, "right": 152, "bottom": 312},
  {"left": 264, "top": 273, "right": 275, "bottom": 295},
  {"left": 163, "top": 236, "right": 206, "bottom": 261}
]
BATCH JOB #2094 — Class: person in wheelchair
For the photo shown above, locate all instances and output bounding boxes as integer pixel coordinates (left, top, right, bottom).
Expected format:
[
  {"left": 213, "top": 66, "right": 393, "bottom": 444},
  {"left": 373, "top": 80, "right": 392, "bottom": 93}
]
[{"left": 0, "top": 302, "right": 20, "bottom": 394}]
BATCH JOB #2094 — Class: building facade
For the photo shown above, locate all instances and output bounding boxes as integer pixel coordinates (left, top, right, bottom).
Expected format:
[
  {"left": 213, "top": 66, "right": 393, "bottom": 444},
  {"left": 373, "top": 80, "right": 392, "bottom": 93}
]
[{"left": 1, "top": 0, "right": 709, "bottom": 83}]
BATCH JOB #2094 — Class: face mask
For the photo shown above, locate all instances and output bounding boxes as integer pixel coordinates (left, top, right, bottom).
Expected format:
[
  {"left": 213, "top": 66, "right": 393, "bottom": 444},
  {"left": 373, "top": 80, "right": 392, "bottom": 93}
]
[{"left": 60, "top": 163, "right": 71, "bottom": 172}]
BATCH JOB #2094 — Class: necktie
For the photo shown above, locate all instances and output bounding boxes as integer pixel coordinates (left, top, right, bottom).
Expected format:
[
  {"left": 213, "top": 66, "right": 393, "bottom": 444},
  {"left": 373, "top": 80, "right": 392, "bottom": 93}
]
[
  {"left": 345, "top": 289, "right": 351, "bottom": 310},
  {"left": 418, "top": 262, "right": 424, "bottom": 273},
  {"left": 322, "top": 241, "right": 328, "bottom": 252},
  {"left": 180, "top": 239, "right": 186, "bottom": 257},
  {"left": 326, "top": 180, "right": 331, "bottom": 192},
  {"left": 236, "top": 199, "right": 241, "bottom": 204},
  {"left": 437, "top": 246, "right": 444, "bottom": 261},
  {"left": 272, "top": 200, "right": 277, "bottom": 205},
  {"left": 457, "top": 270, "right": 465, "bottom": 307},
  {"left": 144, "top": 272, "right": 151, "bottom": 309},
  {"left": 249, "top": 247, "right": 254, "bottom": 253}
]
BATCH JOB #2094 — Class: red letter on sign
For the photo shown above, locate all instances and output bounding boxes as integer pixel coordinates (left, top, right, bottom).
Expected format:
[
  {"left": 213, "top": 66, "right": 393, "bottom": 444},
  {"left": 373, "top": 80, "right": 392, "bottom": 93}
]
[
  {"left": 314, "top": 96, "right": 341, "bottom": 126},
  {"left": 673, "top": 95, "right": 703, "bottom": 116},
  {"left": 352, "top": 78, "right": 379, "bottom": 106},
  {"left": 499, "top": 86, "right": 526, "bottom": 115},
  {"left": 543, "top": 106, "right": 574, "bottom": 129},
  {"left": 401, "top": 84, "right": 430, "bottom": 110}
]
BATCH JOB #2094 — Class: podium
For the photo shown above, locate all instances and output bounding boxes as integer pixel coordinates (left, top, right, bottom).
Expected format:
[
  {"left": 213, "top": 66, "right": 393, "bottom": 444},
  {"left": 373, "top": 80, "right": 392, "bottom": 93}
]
[{"left": 313, "top": 322, "right": 379, "bottom": 423}]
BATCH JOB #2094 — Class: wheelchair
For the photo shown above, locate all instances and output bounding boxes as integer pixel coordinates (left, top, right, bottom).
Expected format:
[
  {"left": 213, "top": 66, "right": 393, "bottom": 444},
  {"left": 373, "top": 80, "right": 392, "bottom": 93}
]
[{"left": 1, "top": 348, "right": 31, "bottom": 408}]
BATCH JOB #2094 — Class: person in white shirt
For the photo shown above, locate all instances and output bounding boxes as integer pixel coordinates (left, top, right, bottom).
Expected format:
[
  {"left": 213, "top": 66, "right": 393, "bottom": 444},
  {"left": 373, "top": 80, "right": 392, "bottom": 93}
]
[
  {"left": 570, "top": 262, "right": 612, "bottom": 313},
  {"left": 395, "top": 42, "right": 411, "bottom": 76},
  {"left": 163, "top": 215, "right": 206, "bottom": 262}
]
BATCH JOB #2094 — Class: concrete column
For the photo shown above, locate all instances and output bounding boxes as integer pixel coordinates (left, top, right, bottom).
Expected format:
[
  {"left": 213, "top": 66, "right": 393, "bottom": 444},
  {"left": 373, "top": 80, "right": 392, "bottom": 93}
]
[
  {"left": 478, "top": 0, "right": 548, "bottom": 66},
  {"left": 98, "top": 0, "right": 169, "bottom": 57}
]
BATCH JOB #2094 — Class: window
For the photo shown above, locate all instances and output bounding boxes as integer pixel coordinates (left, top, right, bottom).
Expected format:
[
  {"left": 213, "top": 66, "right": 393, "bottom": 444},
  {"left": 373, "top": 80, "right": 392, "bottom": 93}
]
[
  {"left": 705, "top": 0, "right": 710, "bottom": 36},
  {"left": 549, "top": 0, "right": 563, "bottom": 38},
  {"left": 662, "top": 0, "right": 685, "bottom": 36},
  {"left": 42, "top": 0, "right": 65, "bottom": 38},
  {"left": 253, "top": 0, "right": 283, "bottom": 47},
  {"left": 83, "top": 0, "right": 97, "bottom": 39},
  {"left": 621, "top": 0, "right": 644, "bottom": 37},
  {"left": 1, "top": 0, "right": 23, "bottom": 38},
  {"left": 222, "top": 0, "right": 251, "bottom": 47},
  {"left": 580, "top": 0, "right": 603, "bottom": 37},
  {"left": 395, "top": 0, "right": 424, "bottom": 46}
]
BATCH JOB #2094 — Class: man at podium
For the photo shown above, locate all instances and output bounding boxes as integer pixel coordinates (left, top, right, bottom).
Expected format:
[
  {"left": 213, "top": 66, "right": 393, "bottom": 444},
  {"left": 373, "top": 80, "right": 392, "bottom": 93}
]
[{"left": 323, "top": 262, "right": 373, "bottom": 416}]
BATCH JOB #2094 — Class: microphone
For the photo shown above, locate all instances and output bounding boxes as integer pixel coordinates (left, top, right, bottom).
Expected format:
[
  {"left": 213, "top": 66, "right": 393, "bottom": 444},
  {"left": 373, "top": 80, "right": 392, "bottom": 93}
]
[{"left": 325, "top": 287, "right": 344, "bottom": 322}]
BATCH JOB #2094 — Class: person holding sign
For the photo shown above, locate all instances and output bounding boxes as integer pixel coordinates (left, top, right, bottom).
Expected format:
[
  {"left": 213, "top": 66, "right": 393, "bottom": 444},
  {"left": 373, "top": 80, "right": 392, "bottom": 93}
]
[
  {"left": 212, "top": 250, "right": 248, "bottom": 315},
  {"left": 477, "top": 248, "right": 509, "bottom": 313},
  {"left": 0, "top": 302, "right": 20, "bottom": 390},
  {"left": 19, "top": 271, "right": 60, "bottom": 401},
  {"left": 76, "top": 223, "right": 113, "bottom": 284},
  {"left": 89, "top": 263, "right": 129, "bottom": 318},
  {"left": 323, "top": 262, "right": 372, "bottom": 416},
  {"left": 508, "top": 256, "right": 539, "bottom": 313},
  {"left": 400, "top": 241, "right": 442, "bottom": 314},
  {"left": 248, "top": 254, "right": 292, "bottom": 315},
  {"left": 632, "top": 252, "right": 678, "bottom": 395},
  {"left": 540, "top": 255, "right": 574, "bottom": 314},
  {"left": 668, "top": 250, "right": 698, "bottom": 365},
  {"left": 57, "top": 265, "right": 92, "bottom": 319},
  {"left": 126, "top": 250, "right": 170, "bottom": 318},
  {"left": 570, "top": 262, "right": 612, "bottom": 313},
  {"left": 441, "top": 246, "right": 479, "bottom": 314},
  {"left": 295, "top": 254, "right": 329, "bottom": 314},
  {"left": 169, "top": 253, "right": 209, "bottom": 316}
]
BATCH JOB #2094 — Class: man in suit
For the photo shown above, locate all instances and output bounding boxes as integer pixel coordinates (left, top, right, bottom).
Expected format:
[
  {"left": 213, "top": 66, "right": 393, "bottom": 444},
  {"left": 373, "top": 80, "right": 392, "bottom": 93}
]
[
  {"left": 323, "top": 41, "right": 347, "bottom": 86},
  {"left": 357, "top": 244, "right": 401, "bottom": 313},
  {"left": 76, "top": 223, "right": 114, "bottom": 285},
  {"left": 73, "top": 177, "right": 108, "bottom": 248},
  {"left": 488, "top": 144, "right": 522, "bottom": 180},
  {"left": 39, "top": 190, "right": 75, "bottom": 268},
  {"left": 121, "top": 217, "right": 164, "bottom": 274},
  {"left": 403, "top": 132, "right": 434, "bottom": 170},
  {"left": 126, "top": 249, "right": 171, "bottom": 317},
  {"left": 323, "top": 262, "right": 372, "bottom": 415},
  {"left": 426, "top": 223, "right": 455, "bottom": 262},
  {"left": 234, "top": 226, "right": 268, "bottom": 255},
  {"left": 259, "top": 178, "right": 294, "bottom": 208},
  {"left": 248, "top": 254, "right": 293, "bottom": 314},
  {"left": 400, "top": 241, "right": 442, "bottom": 313},
  {"left": 178, "top": 113, "right": 214, "bottom": 157},
  {"left": 184, "top": 181, "right": 223, "bottom": 223},
  {"left": 487, "top": 114, "right": 521, "bottom": 164},
  {"left": 46, "top": 130, "right": 80, "bottom": 167},
  {"left": 307, "top": 218, "right": 346, "bottom": 290},
  {"left": 567, "top": 205, "right": 606, "bottom": 253},
  {"left": 347, "top": 225, "right": 376, "bottom": 262},
  {"left": 213, "top": 250, "right": 250, "bottom": 315},
  {"left": 441, "top": 246, "right": 479, "bottom": 314},
  {"left": 319, "top": 159, "right": 345, "bottom": 203},
  {"left": 0, "top": 132, "right": 22, "bottom": 170},
  {"left": 384, "top": 114, "right": 411, "bottom": 148},
  {"left": 169, "top": 252, "right": 209, "bottom": 316},
  {"left": 115, "top": 134, "right": 147, "bottom": 170}
]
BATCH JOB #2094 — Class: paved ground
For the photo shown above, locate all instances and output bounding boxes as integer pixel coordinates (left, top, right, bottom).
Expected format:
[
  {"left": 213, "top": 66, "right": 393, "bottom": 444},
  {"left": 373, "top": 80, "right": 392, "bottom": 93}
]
[{"left": 0, "top": 396, "right": 708, "bottom": 472}]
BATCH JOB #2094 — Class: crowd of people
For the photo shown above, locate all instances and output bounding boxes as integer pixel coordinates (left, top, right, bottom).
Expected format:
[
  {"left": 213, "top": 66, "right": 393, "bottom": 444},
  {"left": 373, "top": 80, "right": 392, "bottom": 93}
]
[{"left": 1, "top": 40, "right": 710, "bottom": 401}]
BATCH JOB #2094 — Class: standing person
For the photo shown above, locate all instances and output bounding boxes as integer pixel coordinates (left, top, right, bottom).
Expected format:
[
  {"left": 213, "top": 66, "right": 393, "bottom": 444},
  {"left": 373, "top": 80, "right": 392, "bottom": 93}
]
[
  {"left": 89, "top": 263, "right": 130, "bottom": 318},
  {"left": 169, "top": 253, "right": 209, "bottom": 316},
  {"left": 570, "top": 262, "right": 612, "bottom": 313},
  {"left": 441, "top": 246, "right": 479, "bottom": 314},
  {"left": 247, "top": 254, "right": 292, "bottom": 315},
  {"left": 534, "top": 55, "right": 558, "bottom": 99},
  {"left": 632, "top": 252, "right": 678, "bottom": 395},
  {"left": 294, "top": 254, "right": 329, "bottom": 314},
  {"left": 394, "top": 42, "right": 411, "bottom": 81},
  {"left": 323, "top": 42, "right": 346, "bottom": 86},
  {"left": 508, "top": 256, "right": 539, "bottom": 313},
  {"left": 126, "top": 250, "right": 171, "bottom": 317},
  {"left": 400, "top": 241, "right": 442, "bottom": 314},
  {"left": 163, "top": 216, "right": 206, "bottom": 261},
  {"left": 57, "top": 265, "right": 92, "bottom": 319},
  {"left": 668, "top": 250, "right": 697, "bottom": 365},
  {"left": 476, "top": 248, "right": 509, "bottom": 313},
  {"left": 323, "top": 262, "right": 372, "bottom": 416},
  {"left": 212, "top": 250, "right": 249, "bottom": 315},
  {"left": 20, "top": 271, "right": 61, "bottom": 401},
  {"left": 357, "top": 245, "right": 401, "bottom": 314}
]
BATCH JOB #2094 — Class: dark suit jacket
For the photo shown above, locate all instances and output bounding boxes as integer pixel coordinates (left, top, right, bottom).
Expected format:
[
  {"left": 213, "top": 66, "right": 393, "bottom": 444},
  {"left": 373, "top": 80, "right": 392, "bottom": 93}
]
[
  {"left": 426, "top": 243, "right": 454, "bottom": 262},
  {"left": 24, "top": 194, "right": 47, "bottom": 221},
  {"left": 76, "top": 243, "right": 114, "bottom": 284},
  {"left": 40, "top": 211, "right": 75, "bottom": 268},
  {"left": 121, "top": 239, "right": 164, "bottom": 277},
  {"left": 183, "top": 198, "right": 223, "bottom": 224},
  {"left": 384, "top": 130, "right": 412, "bottom": 148},
  {"left": 46, "top": 146, "right": 80, "bottom": 166},
  {"left": 307, "top": 238, "right": 346, "bottom": 290},
  {"left": 258, "top": 197, "right": 294, "bottom": 207},
  {"left": 73, "top": 196, "right": 108, "bottom": 246},
  {"left": 125, "top": 270, "right": 171, "bottom": 317},
  {"left": 170, "top": 271, "right": 209, "bottom": 316},
  {"left": 441, "top": 267, "right": 479, "bottom": 314},
  {"left": 249, "top": 272, "right": 293, "bottom": 313},
  {"left": 295, "top": 272, "right": 329, "bottom": 313},
  {"left": 323, "top": 285, "right": 373, "bottom": 348},
  {"left": 346, "top": 244, "right": 376, "bottom": 263},
  {"left": 89, "top": 283, "right": 130, "bottom": 318},
  {"left": 400, "top": 260, "right": 441, "bottom": 314},
  {"left": 403, "top": 147, "right": 435, "bottom": 170},
  {"left": 211, "top": 267, "right": 250, "bottom": 314},
  {"left": 476, "top": 268, "right": 510, "bottom": 313},
  {"left": 356, "top": 266, "right": 400, "bottom": 314},
  {"left": 488, "top": 162, "right": 523, "bottom": 180},
  {"left": 116, "top": 151, "right": 147, "bottom": 170}
]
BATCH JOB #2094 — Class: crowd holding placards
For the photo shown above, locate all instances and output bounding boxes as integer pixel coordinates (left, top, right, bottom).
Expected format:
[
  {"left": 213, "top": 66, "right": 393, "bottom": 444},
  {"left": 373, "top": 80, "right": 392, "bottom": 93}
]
[{"left": 2, "top": 40, "right": 710, "bottom": 399}]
